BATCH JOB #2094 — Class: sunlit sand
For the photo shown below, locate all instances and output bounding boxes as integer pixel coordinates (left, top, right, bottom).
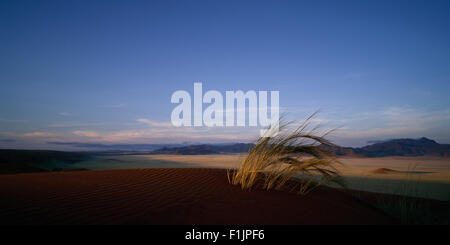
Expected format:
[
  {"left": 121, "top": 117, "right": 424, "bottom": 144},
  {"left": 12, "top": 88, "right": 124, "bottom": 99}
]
[{"left": 139, "top": 155, "right": 450, "bottom": 182}]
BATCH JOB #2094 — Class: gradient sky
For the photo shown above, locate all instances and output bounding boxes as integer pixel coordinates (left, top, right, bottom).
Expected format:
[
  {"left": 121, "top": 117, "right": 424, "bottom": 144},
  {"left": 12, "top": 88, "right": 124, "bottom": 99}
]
[{"left": 1, "top": 0, "right": 450, "bottom": 149}]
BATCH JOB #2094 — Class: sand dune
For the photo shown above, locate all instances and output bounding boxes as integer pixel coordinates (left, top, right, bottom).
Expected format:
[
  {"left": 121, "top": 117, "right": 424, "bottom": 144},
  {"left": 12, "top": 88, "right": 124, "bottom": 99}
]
[
  {"left": 0, "top": 168, "right": 396, "bottom": 225},
  {"left": 370, "top": 168, "right": 435, "bottom": 175}
]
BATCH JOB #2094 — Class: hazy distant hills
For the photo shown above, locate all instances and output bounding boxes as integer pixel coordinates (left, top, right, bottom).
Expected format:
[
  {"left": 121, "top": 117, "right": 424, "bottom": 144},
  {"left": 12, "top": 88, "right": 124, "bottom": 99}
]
[
  {"left": 150, "top": 137, "right": 450, "bottom": 157},
  {"left": 45, "top": 137, "right": 450, "bottom": 157},
  {"left": 1, "top": 137, "right": 449, "bottom": 175},
  {"left": 47, "top": 142, "right": 187, "bottom": 152},
  {"left": 150, "top": 143, "right": 254, "bottom": 155},
  {"left": 0, "top": 150, "right": 89, "bottom": 174}
]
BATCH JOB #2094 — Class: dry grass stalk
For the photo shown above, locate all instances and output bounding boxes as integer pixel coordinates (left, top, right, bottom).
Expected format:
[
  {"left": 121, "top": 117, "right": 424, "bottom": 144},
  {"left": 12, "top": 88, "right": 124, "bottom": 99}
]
[{"left": 229, "top": 114, "right": 346, "bottom": 194}]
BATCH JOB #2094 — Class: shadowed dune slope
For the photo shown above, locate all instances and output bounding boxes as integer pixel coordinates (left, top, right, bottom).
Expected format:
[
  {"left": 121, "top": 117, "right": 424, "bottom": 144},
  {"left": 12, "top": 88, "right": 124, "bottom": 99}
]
[{"left": 0, "top": 168, "right": 396, "bottom": 224}]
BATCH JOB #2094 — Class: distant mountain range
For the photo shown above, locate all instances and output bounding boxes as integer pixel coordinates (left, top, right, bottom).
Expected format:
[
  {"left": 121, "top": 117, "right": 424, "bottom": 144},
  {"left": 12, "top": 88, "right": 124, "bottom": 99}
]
[
  {"left": 1, "top": 137, "right": 449, "bottom": 174},
  {"left": 323, "top": 137, "right": 450, "bottom": 157},
  {"left": 148, "top": 137, "right": 450, "bottom": 157},
  {"left": 47, "top": 142, "right": 188, "bottom": 152},
  {"left": 150, "top": 143, "right": 254, "bottom": 155}
]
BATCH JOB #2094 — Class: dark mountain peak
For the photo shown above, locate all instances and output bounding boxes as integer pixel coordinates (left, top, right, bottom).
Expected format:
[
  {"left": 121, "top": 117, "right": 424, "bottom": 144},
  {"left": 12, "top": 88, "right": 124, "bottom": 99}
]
[
  {"left": 417, "top": 137, "right": 437, "bottom": 144},
  {"left": 322, "top": 137, "right": 448, "bottom": 158},
  {"left": 356, "top": 137, "right": 447, "bottom": 157},
  {"left": 370, "top": 137, "right": 438, "bottom": 147}
]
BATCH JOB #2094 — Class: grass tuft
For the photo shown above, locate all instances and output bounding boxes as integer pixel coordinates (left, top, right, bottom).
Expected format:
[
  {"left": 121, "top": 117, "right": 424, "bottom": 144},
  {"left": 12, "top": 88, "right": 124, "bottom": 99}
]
[{"left": 229, "top": 114, "right": 346, "bottom": 195}]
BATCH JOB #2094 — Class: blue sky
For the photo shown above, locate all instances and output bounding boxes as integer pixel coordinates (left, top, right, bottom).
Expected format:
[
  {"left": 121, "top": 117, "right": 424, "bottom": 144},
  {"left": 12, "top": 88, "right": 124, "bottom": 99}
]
[{"left": 1, "top": 0, "right": 450, "bottom": 149}]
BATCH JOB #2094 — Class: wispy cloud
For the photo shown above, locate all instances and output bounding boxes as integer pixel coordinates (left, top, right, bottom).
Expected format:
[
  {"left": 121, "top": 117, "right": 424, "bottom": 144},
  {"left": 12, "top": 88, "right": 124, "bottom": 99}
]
[
  {"left": 136, "top": 118, "right": 173, "bottom": 127},
  {"left": 58, "top": 112, "right": 73, "bottom": 117},
  {"left": 2, "top": 106, "right": 450, "bottom": 147},
  {"left": 323, "top": 107, "right": 450, "bottom": 146},
  {"left": 23, "top": 132, "right": 57, "bottom": 137},
  {"left": 49, "top": 122, "right": 106, "bottom": 128},
  {"left": 63, "top": 121, "right": 259, "bottom": 143},
  {"left": 72, "top": 130, "right": 101, "bottom": 137}
]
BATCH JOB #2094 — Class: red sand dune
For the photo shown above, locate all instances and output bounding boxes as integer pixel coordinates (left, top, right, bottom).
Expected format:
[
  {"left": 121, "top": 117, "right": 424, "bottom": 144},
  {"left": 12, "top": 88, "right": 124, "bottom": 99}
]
[{"left": 0, "top": 168, "right": 396, "bottom": 225}]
